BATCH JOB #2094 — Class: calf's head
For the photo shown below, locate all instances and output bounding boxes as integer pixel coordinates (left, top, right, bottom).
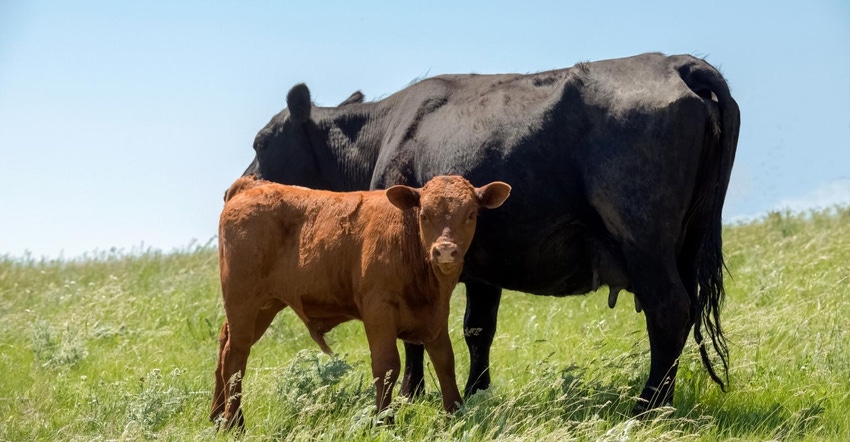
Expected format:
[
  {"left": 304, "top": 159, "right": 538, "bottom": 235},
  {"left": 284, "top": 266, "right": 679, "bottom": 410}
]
[{"left": 386, "top": 176, "right": 511, "bottom": 274}]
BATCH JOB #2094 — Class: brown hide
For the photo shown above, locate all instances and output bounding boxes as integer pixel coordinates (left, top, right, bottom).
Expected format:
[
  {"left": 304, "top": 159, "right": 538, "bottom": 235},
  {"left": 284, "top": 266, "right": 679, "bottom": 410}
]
[
  {"left": 211, "top": 174, "right": 510, "bottom": 429},
  {"left": 222, "top": 174, "right": 262, "bottom": 202}
]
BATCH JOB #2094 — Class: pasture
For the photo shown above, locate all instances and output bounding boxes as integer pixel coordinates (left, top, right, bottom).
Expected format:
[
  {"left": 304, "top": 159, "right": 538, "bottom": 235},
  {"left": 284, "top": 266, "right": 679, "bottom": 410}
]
[{"left": 1, "top": 207, "right": 848, "bottom": 440}]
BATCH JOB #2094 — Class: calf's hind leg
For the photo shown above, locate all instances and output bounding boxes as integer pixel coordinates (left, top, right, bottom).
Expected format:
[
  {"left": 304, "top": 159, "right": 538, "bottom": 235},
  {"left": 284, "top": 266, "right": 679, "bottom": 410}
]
[
  {"left": 214, "top": 318, "right": 252, "bottom": 430},
  {"left": 211, "top": 301, "right": 285, "bottom": 429},
  {"left": 251, "top": 300, "right": 286, "bottom": 345},
  {"left": 210, "top": 322, "right": 230, "bottom": 422}
]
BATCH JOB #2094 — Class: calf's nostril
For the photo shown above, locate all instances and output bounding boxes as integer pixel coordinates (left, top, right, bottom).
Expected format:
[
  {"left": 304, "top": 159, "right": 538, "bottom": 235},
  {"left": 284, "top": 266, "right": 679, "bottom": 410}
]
[
  {"left": 450, "top": 250, "right": 457, "bottom": 257},
  {"left": 433, "top": 249, "right": 441, "bottom": 257}
]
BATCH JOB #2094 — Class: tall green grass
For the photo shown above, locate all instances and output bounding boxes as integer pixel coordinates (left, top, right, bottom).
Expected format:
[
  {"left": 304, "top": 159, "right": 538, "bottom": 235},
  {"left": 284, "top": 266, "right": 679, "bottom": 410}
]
[{"left": 1, "top": 207, "right": 848, "bottom": 440}]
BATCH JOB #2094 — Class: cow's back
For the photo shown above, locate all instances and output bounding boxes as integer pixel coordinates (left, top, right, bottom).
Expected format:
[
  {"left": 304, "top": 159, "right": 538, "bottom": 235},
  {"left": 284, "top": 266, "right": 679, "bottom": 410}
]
[
  {"left": 369, "top": 67, "right": 589, "bottom": 293},
  {"left": 369, "top": 53, "right": 730, "bottom": 296}
]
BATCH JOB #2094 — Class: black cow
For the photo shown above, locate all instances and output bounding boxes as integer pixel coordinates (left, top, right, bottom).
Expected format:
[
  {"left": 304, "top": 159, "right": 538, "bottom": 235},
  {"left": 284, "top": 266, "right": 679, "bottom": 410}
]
[{"left": 241, "top": 52, "right": 740, "bottom": 413}]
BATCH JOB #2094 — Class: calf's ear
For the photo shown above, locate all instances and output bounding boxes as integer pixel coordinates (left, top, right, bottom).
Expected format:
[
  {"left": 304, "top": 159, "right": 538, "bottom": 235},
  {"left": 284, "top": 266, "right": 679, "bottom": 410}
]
[
  {"left": 386, "top": 185, "right": 421, "bottom": 210},
  {"left": 476, "top": 182, "right": 511, "bottom": 209},
  {"left": 287, "top": 83, "right": 312, "bottom": 124}
]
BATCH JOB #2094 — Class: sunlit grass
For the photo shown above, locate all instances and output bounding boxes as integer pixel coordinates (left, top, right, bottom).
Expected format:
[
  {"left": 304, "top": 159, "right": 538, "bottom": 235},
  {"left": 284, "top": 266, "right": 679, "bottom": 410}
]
[{"left": 1, "top": 207, "right": 848, "bottom": 440}]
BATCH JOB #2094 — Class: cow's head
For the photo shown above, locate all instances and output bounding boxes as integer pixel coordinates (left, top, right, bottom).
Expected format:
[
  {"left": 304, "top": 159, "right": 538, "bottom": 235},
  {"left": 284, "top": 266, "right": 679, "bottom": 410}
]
[
  {"left": 251, "top": 84, "right": 331, "bottom": 188},
  {"left": 386, "top": 176, "right": 511, "bottom": 274}
]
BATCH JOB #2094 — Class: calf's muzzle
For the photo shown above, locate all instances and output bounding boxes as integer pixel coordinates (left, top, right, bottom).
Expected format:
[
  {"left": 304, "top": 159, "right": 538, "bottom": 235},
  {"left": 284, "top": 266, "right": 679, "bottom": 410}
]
[{"left": 432, "top": 241, "right": 459, "bottom": 264}]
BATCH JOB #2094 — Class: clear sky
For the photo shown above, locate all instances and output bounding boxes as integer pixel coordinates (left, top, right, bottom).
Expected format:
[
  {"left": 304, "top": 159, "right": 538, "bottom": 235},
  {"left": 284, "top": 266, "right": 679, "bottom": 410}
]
[{"left": 1, "top": 1, "right": 849, "bottom": 259}]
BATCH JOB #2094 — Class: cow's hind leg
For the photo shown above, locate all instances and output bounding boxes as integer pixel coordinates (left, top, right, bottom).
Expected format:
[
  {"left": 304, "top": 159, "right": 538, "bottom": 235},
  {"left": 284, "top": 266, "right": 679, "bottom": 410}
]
[
  {"left": 624, "top": 247, "right": 692, "bottom": 414},
  {"left": 463, "top": 281, "right": 502, "bottom": 397}
]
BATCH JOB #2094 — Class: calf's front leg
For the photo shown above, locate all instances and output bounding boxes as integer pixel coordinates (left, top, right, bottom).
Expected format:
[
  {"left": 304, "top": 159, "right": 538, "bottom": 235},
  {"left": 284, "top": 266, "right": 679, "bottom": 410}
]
[
  {"left": 424, "top": 326, "right": 462, "bottom": 413},
  {"left": 364, "top": 316, "right": 401, "bottom": 414}
]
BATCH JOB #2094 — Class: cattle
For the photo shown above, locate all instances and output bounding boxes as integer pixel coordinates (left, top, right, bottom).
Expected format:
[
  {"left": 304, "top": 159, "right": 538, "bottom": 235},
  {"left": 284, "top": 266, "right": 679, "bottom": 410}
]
[
  {"left": 242, "top": 52, "right": 740, "bottom": 414},
  {"left": 210, "top": 174, "right": 511, "bottom": 429}
]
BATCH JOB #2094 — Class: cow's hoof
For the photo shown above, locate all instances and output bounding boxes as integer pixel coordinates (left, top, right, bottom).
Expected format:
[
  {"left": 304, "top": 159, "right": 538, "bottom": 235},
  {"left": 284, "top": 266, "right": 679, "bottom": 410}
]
[
  {"left": 463, "top": 373, "right": 491, "bottom": 398},
  {"left": 399, "top": 376, "right": 425, "bottom": 398}
]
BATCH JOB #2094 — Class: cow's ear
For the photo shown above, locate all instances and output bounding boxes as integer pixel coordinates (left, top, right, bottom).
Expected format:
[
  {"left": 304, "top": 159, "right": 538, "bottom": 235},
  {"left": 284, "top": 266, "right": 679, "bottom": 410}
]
[
  {"left": 287, "top": 83, "right": 312, "bottom": 124},
  {"left": 338, "top": 90, "right": 364, "bottom": 106},
  {"left": 476, "top": 182, "right": 511, "bottom": 209},
  {"left": 386, "top": 185, "right": 421, "bottom": 210}
]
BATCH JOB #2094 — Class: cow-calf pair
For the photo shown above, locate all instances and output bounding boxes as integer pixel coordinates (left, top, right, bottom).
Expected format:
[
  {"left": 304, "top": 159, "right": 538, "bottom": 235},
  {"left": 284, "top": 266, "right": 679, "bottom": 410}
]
[
  {"left": 211, "top": 174, "right": 511, "bottom": 430},
  {"left": 211, "top": 52, "right": 741, "bottom": 429}
]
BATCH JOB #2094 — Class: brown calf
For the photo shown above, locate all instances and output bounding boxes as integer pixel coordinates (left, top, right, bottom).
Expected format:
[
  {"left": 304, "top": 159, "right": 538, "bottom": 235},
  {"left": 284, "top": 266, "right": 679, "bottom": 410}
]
[{"left": 210, "top": 175, "right": 511, "bottom": 429}]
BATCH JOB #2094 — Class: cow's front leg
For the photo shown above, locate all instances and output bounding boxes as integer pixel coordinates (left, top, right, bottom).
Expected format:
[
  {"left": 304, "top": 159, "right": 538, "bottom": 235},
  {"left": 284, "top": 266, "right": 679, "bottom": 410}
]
[
  {"left": 400, "top": 343, "right": 425, "bottom": 398},
  {"left": 463, "top": 281, "right": 502, "bottom": 397},
  {"left": 423, "top": 326, "right": 462, "bottom": 413}
]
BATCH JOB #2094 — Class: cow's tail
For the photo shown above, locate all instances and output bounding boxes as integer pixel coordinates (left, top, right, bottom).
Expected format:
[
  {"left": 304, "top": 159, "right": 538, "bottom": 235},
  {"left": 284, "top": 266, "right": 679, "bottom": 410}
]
[
  {"left": 677, "top": 57, "right": 740, "bottom": 391},
  {"left": 223, "top": 174, "right": 263, "bottom": 202}
]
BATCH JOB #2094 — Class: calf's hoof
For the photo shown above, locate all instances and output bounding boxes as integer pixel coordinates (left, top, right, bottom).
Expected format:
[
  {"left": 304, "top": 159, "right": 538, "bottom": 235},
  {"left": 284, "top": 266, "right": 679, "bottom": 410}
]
[
  {"left": 375, "top": 413, "right": 395, "bottom": 427},
  {"left": 444, "top": 399, "right": 461, "bottom": 414},
  {"left": 215, "top": 411, "right": 245, "bottom": 433}
]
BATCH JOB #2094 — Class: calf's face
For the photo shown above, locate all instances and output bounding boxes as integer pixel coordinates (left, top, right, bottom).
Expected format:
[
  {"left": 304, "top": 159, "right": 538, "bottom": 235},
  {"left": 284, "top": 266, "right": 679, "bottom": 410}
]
[{"left": 386, "top": 176, "right": 511, "bottom": 274}]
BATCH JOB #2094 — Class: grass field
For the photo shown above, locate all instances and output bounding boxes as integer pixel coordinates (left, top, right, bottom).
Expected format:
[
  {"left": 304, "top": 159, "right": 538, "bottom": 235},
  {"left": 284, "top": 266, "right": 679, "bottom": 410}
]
[{"left": 1, "top": 207, "right": 849, "bottom": 441}]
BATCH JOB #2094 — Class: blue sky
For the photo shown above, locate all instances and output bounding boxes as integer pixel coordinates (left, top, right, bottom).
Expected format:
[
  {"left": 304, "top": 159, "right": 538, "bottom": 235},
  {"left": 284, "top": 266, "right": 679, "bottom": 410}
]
[{"left": 1, "top": 1, "right": 849, "bottom": 259}]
